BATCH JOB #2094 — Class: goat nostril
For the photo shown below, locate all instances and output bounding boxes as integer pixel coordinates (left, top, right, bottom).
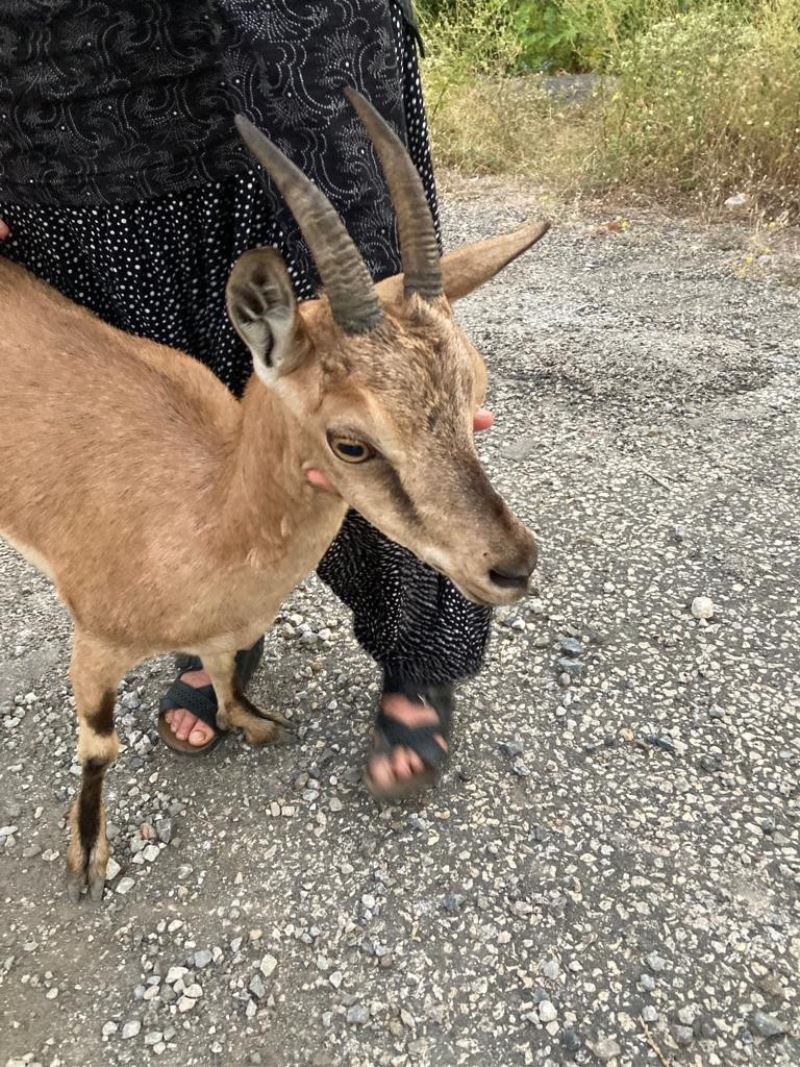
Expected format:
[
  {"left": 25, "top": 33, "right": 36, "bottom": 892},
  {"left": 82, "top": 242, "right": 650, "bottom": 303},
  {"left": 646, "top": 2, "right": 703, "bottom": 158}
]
[{"left": 488, "top": 565, "right": 531, "bottom": 591}]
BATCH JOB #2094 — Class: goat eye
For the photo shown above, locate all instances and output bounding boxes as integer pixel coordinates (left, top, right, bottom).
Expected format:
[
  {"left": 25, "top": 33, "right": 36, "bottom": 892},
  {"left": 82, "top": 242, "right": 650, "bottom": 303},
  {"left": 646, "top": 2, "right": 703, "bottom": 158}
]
[{"left": 328, "top": 435, "right": 374, "bottom": 464}]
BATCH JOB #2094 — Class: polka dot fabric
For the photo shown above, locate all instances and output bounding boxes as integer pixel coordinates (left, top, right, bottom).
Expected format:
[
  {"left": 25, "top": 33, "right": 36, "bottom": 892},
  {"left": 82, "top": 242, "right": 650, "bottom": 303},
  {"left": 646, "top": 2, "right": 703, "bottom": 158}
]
[{"left": 0, "top": 4, "right": 491, "bottom": 691}]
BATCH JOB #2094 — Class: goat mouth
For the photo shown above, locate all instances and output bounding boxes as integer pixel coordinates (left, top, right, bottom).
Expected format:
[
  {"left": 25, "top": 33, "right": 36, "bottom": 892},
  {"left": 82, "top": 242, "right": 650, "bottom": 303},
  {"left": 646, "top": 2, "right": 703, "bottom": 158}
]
[
  {"left": 420, "top": 553, "right": 529, "bottom": 607},
  {"left": 435, "top": 570, "right": 526, "bottom": 608}
]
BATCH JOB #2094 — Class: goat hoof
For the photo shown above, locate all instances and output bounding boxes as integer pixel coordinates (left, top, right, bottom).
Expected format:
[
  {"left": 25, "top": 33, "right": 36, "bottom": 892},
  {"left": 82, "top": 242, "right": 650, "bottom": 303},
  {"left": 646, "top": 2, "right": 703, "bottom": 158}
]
[
  {"left": 88, "top": 875, "right": 106, "bottom": 902},
  {"left": 65, "top": 854, "right": 107, "bottom": 903},
  {"left": 243, "top": 719, "right": 283, "bottom": 747},
  {"left": 65, "top": 869, "right": 84, "bottom": 903},
  {"left": 264, "top": 707, "right": 291, "bottom": 728}
]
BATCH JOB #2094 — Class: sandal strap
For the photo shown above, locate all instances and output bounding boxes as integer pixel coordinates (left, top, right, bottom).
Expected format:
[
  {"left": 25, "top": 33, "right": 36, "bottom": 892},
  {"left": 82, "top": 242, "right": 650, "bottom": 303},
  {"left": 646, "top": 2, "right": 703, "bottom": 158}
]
[
  {"left": 374, "top": 707, "right": 449, "bottom": 769},
  {"left": 159, "top": 680, "right": 220, "bottom": 731},
  {"left": 161, "top": 638, "right": 265, "bottom": 734}
]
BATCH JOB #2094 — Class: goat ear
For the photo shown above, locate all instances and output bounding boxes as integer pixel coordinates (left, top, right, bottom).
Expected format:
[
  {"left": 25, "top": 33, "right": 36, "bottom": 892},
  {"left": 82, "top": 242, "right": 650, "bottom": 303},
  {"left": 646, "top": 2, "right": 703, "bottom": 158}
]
[
  {"left": 440, "top": 221, "right": 550, "bottom": 301},
  {"left": 375, "top": 221, "right": 550, "bottom": 308},
  {"left": 226, "top": 248, "right": 305, "bottom": 382}
]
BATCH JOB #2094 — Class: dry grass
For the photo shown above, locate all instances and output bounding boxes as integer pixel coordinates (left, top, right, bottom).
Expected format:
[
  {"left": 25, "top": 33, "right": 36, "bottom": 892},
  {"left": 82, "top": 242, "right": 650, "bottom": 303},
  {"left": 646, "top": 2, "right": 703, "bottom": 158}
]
[{"left": 421, "top": 1, "right": 800, "bottom": 218}]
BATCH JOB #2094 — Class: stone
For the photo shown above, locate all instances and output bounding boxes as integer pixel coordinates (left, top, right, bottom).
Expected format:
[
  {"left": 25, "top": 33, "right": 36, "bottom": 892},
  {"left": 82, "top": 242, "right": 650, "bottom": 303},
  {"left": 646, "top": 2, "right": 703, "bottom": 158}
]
[
  {"left": 249, "top": 974, "right": 266, "bottom": 1000},
  {"left": 177, "top": 996, "right": 197, "bottom": 1013},
  {"left": 673, "top": 1025, "right": 694, "bottom": 1046},
  {"left": 542, "top": 959, "right": 559, "bottom": 980},
  {"left": 259, "top": 954, "right": 278, "bottom": 978},
  {"left": 646, "top": 952, "right": 667, "bottom": 972},
  {"left": 121, "top": 1020, "right": 141, "bottom": 1039},
  {"left": 690, "top": 596, "right": 715, "bottom": 620},
  {"left": 115, "top": 876, "right": 135, "bottom": 895},
  {"left": 593, "top": 1036, "right": 622, "bottom": 1061},
  {"left": 559, "top": 637, "right": 584, "bottom": 657},
  {"left": 105, "top": 857, "right": 121, "bottom": 881},
  {"left": 443, "top": 892, "right": 465, "bottom": 913},
  {"left": 751, "top": 1012, "right": 787, "bottom": 1038},
  {"left": 557, "top": 657, "right": 583, "bottom": 677},
  {"left": 166, "top": 967, "right": 188, "bottom": 986},
  {"left": 194, "top": 950, "right": 213, "bottom": 969},
  {"left": 346, "top": 1004, "right": 369, "bottom": 1026},
  {"left": 538, "top": 1000, "right": 557, "bottom": 1024}
]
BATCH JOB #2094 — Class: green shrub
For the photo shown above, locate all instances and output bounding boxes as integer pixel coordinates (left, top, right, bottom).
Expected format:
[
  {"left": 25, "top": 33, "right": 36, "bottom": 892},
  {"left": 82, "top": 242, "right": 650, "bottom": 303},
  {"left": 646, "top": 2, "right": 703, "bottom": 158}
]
[{"left": 419, "top": 0, "right": 800, "bottom": 215}]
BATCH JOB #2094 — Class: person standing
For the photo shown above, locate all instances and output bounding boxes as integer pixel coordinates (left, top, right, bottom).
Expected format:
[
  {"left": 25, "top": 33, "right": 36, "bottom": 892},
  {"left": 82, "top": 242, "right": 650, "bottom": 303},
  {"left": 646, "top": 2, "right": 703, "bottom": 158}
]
[{"left": 0, "top": 0, "right": 493, "bottom": 797}]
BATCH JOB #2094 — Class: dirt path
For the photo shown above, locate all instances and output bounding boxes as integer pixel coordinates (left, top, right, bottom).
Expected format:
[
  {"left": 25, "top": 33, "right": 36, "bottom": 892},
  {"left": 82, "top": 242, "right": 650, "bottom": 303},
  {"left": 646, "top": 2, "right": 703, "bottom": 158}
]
[{"left": 1, "top": 186, "right": 798, "bottom": 1067}]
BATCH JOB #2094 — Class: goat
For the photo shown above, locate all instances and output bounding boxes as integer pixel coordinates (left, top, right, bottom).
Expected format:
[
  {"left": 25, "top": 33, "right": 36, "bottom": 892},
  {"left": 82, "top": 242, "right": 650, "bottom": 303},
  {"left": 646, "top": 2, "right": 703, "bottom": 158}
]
[{"left": 0, "top": 89, "right": 548, "bottom": 900}]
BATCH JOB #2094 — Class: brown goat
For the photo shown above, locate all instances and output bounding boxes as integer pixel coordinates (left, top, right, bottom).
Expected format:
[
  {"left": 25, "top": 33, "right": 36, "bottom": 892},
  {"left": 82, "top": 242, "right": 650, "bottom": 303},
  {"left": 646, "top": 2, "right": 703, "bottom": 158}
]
[{"left": 0, "top": 90, "right": 548, "bottom": 900}]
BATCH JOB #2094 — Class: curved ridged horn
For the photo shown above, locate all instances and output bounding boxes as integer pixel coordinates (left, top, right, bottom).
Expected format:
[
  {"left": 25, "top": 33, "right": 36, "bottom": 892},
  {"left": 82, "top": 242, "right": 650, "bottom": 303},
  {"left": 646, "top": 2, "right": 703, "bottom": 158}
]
[
  {"left": 235, "top": 115, "right": 383, "bottom": 334},
  {"left": 344, "top": 87, "right": 443, "bottom": 302}
]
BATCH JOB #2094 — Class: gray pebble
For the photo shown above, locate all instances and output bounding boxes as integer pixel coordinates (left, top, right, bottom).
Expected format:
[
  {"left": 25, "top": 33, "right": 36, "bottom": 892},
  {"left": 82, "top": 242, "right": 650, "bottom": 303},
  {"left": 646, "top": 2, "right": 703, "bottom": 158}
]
[
  {"left": 593, "top": 1036, "right": 622, "bottom": 1061},
  {"left": 752, "top": 1012, "right": 787, "bottom": 1038},
  {"left": 559, "top": 637, "right": 584, "bottom": 657},
  {"left": 538, "top": 1000, "right": 557, "bottom": 1023}
]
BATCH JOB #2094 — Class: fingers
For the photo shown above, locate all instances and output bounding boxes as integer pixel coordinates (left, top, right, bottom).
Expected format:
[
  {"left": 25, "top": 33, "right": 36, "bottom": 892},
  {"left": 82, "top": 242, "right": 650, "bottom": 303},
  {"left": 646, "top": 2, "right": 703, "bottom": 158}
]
[
  {"left": 305, "top": 468, "right": 337, "bottom": 493},
  {"left": 473, "top": 408, "right": 495, "bottom": 432},
  {"left": 0, "top": 220, "right": 9, "bottom": 240}
]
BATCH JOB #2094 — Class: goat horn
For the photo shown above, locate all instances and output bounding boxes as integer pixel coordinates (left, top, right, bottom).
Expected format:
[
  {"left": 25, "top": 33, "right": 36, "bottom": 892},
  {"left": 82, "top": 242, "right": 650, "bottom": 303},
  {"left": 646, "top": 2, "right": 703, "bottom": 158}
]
[
  {"left": 235, "top": 115, "right": 383, "bottom": 334},
  {"left": 344, "top": 87, "right": 443, "bottom": 302}
]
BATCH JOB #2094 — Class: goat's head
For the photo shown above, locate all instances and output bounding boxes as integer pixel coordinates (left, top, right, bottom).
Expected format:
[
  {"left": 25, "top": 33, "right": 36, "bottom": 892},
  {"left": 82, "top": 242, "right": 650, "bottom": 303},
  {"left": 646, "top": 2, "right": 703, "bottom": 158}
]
[{"left": 226, "top": 91, "right": 548, "bottom": 607}]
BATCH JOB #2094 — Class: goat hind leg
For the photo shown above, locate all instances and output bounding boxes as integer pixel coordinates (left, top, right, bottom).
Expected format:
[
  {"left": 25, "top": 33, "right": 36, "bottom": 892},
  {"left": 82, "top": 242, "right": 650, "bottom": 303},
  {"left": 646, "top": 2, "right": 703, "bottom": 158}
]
[
  {"left": 204, "top": 651, "right": 288, "bottom": 747},
  {"left": 66, "top": 632, "right": 134, "bottom": 902}
]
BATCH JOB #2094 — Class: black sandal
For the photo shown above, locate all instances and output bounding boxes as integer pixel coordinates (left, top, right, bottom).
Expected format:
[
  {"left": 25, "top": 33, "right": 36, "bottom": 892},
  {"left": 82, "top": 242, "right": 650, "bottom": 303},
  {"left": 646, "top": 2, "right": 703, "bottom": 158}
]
[
  {"left": 365, "top": 683, "right": 453, "bottom": 800},
  {"left": 157, "top": 638, "right": 264, "bottom": 755}
]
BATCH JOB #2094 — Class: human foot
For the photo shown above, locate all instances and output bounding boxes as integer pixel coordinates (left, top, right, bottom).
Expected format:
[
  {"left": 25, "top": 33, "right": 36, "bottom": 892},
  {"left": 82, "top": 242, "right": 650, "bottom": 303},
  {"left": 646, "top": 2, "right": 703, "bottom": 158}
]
[
  {"left": 163, "top": 670, "right": 216, "bottom": 747},
  {"left": 365, "top": 686, "right": 453, "bottom": 799},
  {"left": 157, "top": 640, "right": 265, "bottom": 755}
]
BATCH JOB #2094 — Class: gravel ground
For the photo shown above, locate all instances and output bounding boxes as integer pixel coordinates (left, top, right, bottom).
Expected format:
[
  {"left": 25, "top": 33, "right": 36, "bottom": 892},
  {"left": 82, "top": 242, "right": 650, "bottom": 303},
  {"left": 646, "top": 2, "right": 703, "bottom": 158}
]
[{"left": 1, "top": 184, "right": 799, "bottom": 1067}]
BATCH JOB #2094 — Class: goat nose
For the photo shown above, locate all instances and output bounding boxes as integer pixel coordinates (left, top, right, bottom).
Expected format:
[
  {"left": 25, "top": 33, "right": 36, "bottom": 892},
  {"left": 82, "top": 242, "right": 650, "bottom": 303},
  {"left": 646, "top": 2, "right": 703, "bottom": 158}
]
[{"left": 488, "top": 541, "right": 537, "bottom": 592}]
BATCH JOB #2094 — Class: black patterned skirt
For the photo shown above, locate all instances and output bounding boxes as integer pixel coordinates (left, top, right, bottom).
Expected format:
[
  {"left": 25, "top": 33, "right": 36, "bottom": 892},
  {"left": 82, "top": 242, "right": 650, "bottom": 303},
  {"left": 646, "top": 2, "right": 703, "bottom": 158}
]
[{"left": 0, "top": 2, "right": 491, "bottom": 689}]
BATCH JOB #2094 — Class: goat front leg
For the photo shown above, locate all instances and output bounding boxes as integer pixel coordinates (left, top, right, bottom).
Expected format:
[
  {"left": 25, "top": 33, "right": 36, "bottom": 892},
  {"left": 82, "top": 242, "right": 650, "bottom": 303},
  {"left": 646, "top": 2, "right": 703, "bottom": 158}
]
[
  {"left": 66, "top": 631, "right": 134, "bottom": 903},
  {"left": 203, "top": 651, "right": 289, "bottom": 747}
]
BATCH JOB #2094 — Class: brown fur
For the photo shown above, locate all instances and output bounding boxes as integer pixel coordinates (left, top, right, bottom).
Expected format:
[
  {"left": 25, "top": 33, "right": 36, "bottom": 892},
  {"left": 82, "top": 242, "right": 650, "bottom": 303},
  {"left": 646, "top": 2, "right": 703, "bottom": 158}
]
[{"left": 0, "top": 217, "right": 548, "bottom": 900}]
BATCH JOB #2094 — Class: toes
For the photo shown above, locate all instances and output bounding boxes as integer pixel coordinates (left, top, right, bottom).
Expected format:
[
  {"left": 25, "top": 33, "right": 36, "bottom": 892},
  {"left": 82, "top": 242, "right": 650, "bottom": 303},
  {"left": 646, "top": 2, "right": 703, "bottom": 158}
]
[
  {"left": 189, "top": 722, "right": 214, "bottom": 747},
  {"left": 368, "top": 753, "right": 396, "bottom": 792},
  {"left": 405, "top": 748, "right": 426, "bottom": 776},
  {"left": 175, "top": 711, "right": 196, "bottom": 741},
  {"left": 390, "top": 746, "right": 415, "bottom": 781}
]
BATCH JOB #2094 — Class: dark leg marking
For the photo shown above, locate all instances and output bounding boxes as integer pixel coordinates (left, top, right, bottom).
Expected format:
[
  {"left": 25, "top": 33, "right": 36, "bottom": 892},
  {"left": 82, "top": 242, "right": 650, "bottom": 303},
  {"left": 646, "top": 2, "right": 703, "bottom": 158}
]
[
  {"left": 232, "top": 684, "right": 291, "bottom": 733},
  {"left": 87, "top": 690, "right": 115, "bottom": 736},
  {"left": 77, "top": 757, "right": 108, "bottom": 865},
  {"left": 234, "top": 685, "right": 259, "bottom": 718}
]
